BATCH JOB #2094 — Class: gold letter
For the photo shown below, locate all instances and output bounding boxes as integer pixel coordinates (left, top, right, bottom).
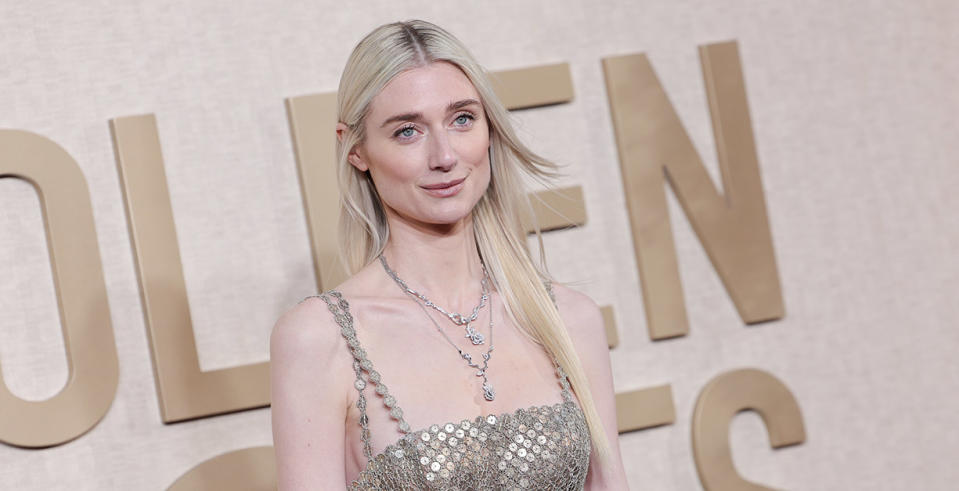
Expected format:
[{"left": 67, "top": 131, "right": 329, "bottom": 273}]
[
  {"left": 615, "top": 384, "right": 675, "bottom": 433},
  {"left": 110, "top": 116, "right": 269, "bottom": 423},
  {"left": 0, "top": 130, "right": 118, "bottom": 447},
  {"left": 284, "top": 92, "right": 345, "bottom": 289},
  {"left": 692, "top": 368, "right": 805, "bottom": 490},
  {"left": 603, "top": 42, "right": 784, "bottom": 340},
  {"left": 167, "top": 446, "right": 275, "bottom": 491}
]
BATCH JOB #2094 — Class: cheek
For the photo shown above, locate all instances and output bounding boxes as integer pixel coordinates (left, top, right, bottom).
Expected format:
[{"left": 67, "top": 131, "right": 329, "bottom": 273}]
[
  {"left": 365, "top": 145, "right": 423, "bottom": 184},
  {"left": 458, "top": 128, "right": 491, "bottom": 167}
]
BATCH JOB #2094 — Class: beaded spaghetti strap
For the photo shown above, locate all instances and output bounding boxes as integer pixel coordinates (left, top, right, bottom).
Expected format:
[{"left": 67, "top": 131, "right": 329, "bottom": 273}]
[
  {"left": 544, "top": 280, "right": 575, "bottom": 403},
  {"left": 313, "top": 291, "right": 412, "bottom": 460}
]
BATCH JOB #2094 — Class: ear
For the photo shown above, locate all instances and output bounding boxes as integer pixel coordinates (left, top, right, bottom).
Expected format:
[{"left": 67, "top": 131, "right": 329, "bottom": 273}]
[{"left": 336, "top": 122, "right": 369, "bottom": 172}]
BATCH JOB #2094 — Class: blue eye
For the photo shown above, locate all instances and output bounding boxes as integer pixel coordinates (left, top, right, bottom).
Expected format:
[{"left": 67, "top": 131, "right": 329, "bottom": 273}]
[
  {"left": 394, "top": 125, "right": 416, "bottom": 138},
  {"left": 453, "top": 113, "right": 474, "bottom": 126}
]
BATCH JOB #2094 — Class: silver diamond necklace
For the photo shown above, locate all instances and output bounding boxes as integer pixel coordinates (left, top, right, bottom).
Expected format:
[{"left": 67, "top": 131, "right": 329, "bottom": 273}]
[
  {"left": 379, "top": 254, "right": 496, "bottom": 401},
  {"left": 378, "top": 254, "right": 489, "bottom": 345}
]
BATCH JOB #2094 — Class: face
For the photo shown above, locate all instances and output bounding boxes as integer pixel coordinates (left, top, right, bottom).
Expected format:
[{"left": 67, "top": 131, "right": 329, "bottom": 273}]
[{"left": 343, "top": 61, "right": 491, "bottom": 229}]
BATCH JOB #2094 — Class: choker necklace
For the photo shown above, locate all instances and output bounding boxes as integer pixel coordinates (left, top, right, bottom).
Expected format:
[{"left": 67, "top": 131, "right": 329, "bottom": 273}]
[
  {"left": 378, "top": 255, "right": 489, "bottom": 345},
  {"left": 379, "top": 254, "right": 496, "bottom": 401}
]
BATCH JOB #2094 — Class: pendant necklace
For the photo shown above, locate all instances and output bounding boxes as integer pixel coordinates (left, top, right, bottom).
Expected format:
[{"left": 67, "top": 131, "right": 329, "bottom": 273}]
[
  {"left": 379, "top": 255, "right": 489, "bottom": 345},
  {"left": 379, "top": 254, "right": 496, "bottom": 401}
]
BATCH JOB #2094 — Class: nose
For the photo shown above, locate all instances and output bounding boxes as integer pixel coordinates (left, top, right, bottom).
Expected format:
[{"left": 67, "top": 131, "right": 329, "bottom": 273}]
[{"left": 429, "top": 130, "right": 457, "bottom": 172}]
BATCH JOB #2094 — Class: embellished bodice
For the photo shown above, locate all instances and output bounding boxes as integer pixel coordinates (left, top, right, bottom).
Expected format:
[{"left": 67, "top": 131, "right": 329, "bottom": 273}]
[{"left": 316, "top": 291, "right": 591, "bottom": 490}]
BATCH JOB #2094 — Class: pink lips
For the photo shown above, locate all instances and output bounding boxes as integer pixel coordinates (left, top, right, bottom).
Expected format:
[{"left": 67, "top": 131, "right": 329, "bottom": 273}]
[{"left": 420, "top": 177, "right": 466, "bottom": 198}]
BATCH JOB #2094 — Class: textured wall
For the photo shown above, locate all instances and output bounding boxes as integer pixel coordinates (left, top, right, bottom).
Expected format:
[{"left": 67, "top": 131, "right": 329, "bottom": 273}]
[{"left": 2, "top": 0, "right": 958, "bottom": 489}]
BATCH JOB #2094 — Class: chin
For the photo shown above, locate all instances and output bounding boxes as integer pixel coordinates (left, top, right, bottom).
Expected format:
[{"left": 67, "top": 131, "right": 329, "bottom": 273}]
[
  {"left": 418, "top": 200, "right": 479, "bottom": 226},
  {"left": 424, "top": 210, "right": 474, "bottom": 226}
]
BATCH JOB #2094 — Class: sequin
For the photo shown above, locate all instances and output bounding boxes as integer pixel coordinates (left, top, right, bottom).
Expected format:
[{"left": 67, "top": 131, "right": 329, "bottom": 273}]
[
  {"left": 431, "top": 462, "right": 441, "bottom": 472},
  {"left": 420, "top": 456, "right": 430, "bottom": 466},
  {"left": 354, "top": 379, "right": 366, "bottom": 390},
  {"left": 445, "top": 424, "right": 455, "bottom": 433},
  {"left": 436, "top": 454, "right": 446, "bottom": 464},
  {"left": 486, "top": 415, "right": 497, "bottom": 424},
  {"left": 448, "top": 437, "right": 458, "bottom": 446},
  {"left": 437, "top": 432, "right": 447, "bottom": 441},
  {"left": 421, "top": 433, "right": 431, "bottom": 442},
  {"left": 517, "top": 448, "right": 527, "bottom": 458},
  {"left": 455, "top": 429, "right": 465, "bottom": 439}
]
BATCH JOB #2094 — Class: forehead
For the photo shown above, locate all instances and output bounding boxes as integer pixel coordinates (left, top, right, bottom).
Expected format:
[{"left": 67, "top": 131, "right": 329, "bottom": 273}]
[{"left": 368, "top": 62, "right": 481, "bottom": 120}]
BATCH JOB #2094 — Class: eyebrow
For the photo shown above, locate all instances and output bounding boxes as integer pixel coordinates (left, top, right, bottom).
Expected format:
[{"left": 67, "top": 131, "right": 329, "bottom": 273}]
[{"left": 379, "top": 99, "right": 481, "bottom": 128}]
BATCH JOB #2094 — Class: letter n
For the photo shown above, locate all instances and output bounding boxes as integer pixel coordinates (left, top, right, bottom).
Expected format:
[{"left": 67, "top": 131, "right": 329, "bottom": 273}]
[{"left": 602, "top": 41, "right": 784, "bottom": 340}]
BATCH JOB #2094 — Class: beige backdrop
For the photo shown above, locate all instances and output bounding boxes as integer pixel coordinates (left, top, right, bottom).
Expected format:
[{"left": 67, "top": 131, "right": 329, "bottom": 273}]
[{"left": 2, "top": 0, "right": 958, "bottom": 489}]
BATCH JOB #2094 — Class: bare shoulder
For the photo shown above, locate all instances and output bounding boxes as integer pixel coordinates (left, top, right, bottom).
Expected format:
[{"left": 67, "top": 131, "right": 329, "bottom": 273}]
[
  {"left": 271, "top": 295, "right": 354, "bottom": 488},
  {"left": 549, "top": 283, "right": 605, "bottom": 340},
  {"left": 270, "top": 295, "right": 355, "bottom": 406},
  {"left": 271, "top": 296, "right": 343, "bottom": 360}
]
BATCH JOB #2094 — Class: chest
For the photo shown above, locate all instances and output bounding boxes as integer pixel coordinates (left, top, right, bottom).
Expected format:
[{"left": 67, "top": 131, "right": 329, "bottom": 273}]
[{"left": 340, "top": 299, "right": 572, "bottom": 481}]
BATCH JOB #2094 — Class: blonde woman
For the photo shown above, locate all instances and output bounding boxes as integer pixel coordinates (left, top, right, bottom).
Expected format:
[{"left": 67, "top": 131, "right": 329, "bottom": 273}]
[{"left": 271, "top": 20, "right": 628, "bottom": 489}]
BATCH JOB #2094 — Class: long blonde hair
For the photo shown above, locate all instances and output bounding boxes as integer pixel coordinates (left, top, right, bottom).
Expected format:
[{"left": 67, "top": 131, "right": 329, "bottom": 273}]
[{"left": 335, "top": 20, "right": 610, "bottom": 464}]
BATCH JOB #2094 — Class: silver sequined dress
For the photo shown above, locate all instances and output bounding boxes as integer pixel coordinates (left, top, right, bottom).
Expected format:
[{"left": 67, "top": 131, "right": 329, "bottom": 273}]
[{"left": 317, "top": 290, "right": 592, "bottom": 490}]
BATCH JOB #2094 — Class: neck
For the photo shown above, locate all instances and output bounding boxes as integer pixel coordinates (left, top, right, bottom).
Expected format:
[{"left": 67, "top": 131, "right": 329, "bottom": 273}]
[{"left": 380, "top": 210, "right": 487, "bottom": 311}]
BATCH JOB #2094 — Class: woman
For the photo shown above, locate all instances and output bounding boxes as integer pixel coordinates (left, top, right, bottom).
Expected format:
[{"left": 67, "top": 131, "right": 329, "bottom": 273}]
[{"left": 271, "top": 20, "right": 628, "bottom": 489}]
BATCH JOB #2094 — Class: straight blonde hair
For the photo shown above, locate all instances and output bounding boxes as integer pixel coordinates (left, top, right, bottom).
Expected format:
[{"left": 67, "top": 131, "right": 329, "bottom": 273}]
[{"left": 335, "top": 20, "right": 610, "bottom": 465}]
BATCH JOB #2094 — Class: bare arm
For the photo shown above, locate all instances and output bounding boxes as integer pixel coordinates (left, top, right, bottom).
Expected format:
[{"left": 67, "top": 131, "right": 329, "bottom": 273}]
[
  {"left": 271, "top": 297, "right": 353, "bottom": 490},
  {"left": 553, "top": 285, "right": 630, "bottom": 490}
]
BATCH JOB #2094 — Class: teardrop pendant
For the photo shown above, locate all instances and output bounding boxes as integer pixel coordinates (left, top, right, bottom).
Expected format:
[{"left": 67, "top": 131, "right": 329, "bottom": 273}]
[{"left": 482, "top": 382, "right": 496, "bottom": 401}]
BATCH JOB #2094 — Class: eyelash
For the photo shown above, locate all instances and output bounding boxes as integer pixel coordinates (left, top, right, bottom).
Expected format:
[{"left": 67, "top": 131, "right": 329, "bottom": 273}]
[
  {"left": 453, "top": 111, "right": 476, "bottom": 125},
  {"left": 393, "top": 124, "right": 416, "bottom": 138},
  {"left": 391, "top": 112, "right": 477, "bottom": 139}
]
